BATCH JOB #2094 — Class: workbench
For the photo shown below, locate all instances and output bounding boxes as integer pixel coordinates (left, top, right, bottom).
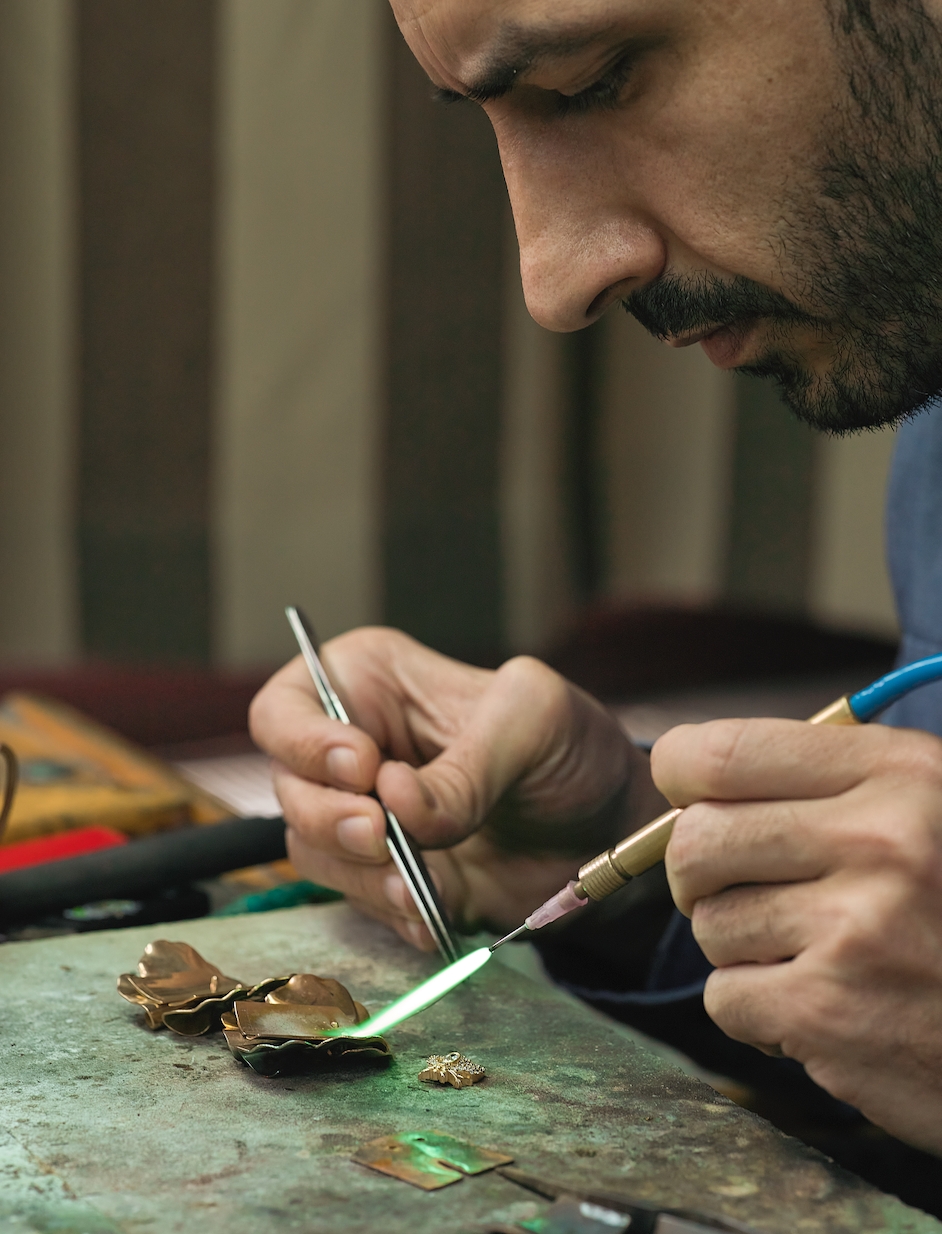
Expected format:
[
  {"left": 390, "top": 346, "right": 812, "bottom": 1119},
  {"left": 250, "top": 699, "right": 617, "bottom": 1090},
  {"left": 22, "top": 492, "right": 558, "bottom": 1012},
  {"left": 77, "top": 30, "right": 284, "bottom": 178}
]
[{"left": 1, "top": 904, "right": 937, "bottom": 1233}]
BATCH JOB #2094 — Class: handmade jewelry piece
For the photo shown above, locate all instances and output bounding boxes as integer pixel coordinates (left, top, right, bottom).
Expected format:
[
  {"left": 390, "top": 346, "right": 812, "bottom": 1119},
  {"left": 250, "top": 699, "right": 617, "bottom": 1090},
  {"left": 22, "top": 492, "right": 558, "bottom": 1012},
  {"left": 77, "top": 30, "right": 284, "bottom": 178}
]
[
  {"left": 418, "top": 1051, "right": 486, "bottom": 1089},
  {"left": 117, "top": 940, "right": 390, "bottom": 1075},
  {"left": 116, "top": 939, "right": 290, "bottom": 1034},
  {"left": 221, "top": 970, "right": 389, "bottom": 1076}
]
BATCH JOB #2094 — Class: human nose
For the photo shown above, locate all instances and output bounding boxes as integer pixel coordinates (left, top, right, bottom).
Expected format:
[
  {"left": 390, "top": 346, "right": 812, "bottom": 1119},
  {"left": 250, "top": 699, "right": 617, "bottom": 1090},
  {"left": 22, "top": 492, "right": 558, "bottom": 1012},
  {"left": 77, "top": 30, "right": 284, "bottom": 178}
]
[{"left": 498, "top": 123, "right": 666, "bottom": 333}]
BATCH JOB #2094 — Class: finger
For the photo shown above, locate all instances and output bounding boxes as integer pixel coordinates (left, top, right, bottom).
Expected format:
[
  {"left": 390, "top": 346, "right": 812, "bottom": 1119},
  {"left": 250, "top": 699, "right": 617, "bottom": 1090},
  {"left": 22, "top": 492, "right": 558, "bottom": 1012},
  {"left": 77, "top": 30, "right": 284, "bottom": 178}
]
[
  {"left": 250, "top": 655, "right": 381, "bottom": 792},
  {"left": 665, "top": 796, "right": 836, "bottom": 912},
  {"left": 375, "top": 656, "right": 628, "bottom": 848},
  {"left": 344, "top": 896, "right": 438, "bottom": 952},
  {"left": 273, "top": 765, "right": 389, "bottom": 863},
  {"left": 702, "top": 960, "right": 826, "bottom": 1061},
  {"left": 651, "top": 717, "right": 933, "bottom": 807},
  {"left": 702, "top": 962, "right": 796, "bottom": 1056},
  {"left": 284, "top": 827, "right": 421, "bottom": 919},
  {"left": 690, "top": 880, "right": 820, "bottom": 967}
]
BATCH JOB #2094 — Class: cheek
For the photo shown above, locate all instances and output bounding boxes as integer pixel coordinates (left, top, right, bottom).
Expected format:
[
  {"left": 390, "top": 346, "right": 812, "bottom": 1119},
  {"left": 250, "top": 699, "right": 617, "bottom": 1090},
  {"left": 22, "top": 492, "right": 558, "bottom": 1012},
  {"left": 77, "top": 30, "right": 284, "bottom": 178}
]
[{"left": 630, "top": 102, "right": 808, "bottom": 286}]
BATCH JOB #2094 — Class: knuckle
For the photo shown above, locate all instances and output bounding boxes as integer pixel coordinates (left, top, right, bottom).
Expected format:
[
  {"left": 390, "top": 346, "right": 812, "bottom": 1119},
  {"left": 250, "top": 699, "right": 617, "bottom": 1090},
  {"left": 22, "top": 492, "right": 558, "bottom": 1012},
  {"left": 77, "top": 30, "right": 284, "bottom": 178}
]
[
  {"left": 498, "top": 655, "right": 567, "bottom": 710},
  {"left": 777, "top": 979, "right": 853, "bottom": 1064},
  {"left": 886, "top": 728, "right": 942, "bottom": 790},
  {"left": 665, "top": 805, "right": 700, "bottom": 870},
  {"left": 824, "top": 876, "right": 921, "bottom": 970},
  {"left": 702, "top": 971, "right": 753, "bottom": 1041},
  {"left": 665, "top": 801, "right": 718, "bottom": 885},
  {"left": 653, "top": 718, "right": 754, "bottom": 800},
  {"left": 845, "top": 797, "right": 942, "bottom": 882},
  {"left": 695, "top": 719, "right": 756, "bottom": 796}
]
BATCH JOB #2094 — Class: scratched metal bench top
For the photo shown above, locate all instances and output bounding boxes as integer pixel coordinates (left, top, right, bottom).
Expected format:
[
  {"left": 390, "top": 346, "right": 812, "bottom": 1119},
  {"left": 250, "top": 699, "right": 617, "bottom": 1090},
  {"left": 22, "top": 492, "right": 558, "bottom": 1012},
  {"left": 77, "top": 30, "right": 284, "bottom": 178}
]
[{"left": 0, "top": 903, "right": 936, "bottom": 1234}]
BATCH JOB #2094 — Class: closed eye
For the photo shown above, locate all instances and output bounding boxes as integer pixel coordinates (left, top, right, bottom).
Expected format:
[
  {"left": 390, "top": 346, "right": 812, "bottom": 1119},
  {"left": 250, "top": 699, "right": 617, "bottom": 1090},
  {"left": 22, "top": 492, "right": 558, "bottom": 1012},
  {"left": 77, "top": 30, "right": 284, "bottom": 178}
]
[{"left": 556, "top": 49, "right": 644, "bottom": 115}]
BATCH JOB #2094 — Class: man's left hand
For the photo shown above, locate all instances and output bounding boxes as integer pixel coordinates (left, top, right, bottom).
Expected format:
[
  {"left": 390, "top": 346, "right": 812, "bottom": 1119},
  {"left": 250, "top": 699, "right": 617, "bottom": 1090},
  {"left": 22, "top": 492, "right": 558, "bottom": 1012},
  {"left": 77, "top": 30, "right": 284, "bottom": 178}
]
[{"left": 652, "top": 717, "right": 942, "bottom": 1156}]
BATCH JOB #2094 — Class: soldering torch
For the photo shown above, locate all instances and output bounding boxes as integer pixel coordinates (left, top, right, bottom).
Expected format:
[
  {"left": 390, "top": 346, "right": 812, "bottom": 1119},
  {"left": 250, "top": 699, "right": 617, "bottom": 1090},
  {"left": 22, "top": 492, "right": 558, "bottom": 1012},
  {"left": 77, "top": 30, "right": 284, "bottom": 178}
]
[{"left": 490, "top": 652, "right": 942, "bottom": 951}]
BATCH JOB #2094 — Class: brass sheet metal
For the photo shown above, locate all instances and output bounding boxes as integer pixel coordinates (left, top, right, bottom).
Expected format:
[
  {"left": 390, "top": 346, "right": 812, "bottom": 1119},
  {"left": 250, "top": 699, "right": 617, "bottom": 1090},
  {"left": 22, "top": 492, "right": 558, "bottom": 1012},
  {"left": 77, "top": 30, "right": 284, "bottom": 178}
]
[
  {"left": 116, "top": 938, "right": 292, "bottom": 1034},
  {"left": 352, "top": 1135, "right": 464, "bottom": 1190},
  {"left": 234, "top": 1001, "right": 349, "bottom": 1038},
  {"left": 221, "top": 969, "right": 388, "bottom": 1076},
  {"left": 353, "top": 1130, "right": 512, "bottom": 1190}
]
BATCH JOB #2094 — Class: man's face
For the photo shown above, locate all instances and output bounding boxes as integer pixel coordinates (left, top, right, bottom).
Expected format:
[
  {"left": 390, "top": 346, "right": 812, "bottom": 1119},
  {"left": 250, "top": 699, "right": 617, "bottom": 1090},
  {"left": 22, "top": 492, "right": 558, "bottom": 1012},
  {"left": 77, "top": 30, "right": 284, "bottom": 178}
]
[{"left": 391, "top": 0, "right": 942, "bottom": 433}]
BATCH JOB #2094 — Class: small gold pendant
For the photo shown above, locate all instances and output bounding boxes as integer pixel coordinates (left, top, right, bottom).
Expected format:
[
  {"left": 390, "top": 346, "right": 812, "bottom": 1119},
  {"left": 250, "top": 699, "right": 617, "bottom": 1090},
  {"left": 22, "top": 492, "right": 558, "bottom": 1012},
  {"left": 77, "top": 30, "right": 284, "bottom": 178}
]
[{"left": 418, "top": 1051, "right": 486, "bottom": 1089}]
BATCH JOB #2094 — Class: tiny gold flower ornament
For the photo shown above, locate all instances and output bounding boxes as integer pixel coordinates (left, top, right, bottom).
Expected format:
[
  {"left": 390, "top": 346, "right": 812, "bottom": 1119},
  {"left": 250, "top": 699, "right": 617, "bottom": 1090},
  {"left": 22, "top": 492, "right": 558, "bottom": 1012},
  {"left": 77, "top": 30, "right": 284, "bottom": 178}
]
[{"left": 418, "top": 1051, "right": 486, "bottom": 1089}]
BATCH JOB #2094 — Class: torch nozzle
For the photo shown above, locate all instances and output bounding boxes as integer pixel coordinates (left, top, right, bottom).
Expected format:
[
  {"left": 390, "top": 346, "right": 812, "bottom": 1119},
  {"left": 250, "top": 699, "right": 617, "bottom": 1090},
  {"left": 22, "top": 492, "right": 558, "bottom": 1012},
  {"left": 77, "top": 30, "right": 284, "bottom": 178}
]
[{"left": 489, "top": 880, "right": 589, "bottom": 951}]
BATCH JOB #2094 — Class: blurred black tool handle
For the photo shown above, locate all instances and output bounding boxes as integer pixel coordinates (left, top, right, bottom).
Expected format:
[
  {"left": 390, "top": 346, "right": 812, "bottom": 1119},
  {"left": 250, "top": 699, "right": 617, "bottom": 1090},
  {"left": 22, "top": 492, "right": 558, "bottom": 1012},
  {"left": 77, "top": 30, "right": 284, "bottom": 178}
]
[{"left": 0, "top": 815, "right": 287, "bottom": 925}]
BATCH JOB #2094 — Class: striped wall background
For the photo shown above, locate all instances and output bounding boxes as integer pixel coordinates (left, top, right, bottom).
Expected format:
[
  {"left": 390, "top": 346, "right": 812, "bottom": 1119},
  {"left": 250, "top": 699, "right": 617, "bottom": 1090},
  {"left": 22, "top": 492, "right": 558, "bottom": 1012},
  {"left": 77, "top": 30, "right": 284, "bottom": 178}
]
[{"left": 0, "top": 0, "right": 897, "bottom": 673}]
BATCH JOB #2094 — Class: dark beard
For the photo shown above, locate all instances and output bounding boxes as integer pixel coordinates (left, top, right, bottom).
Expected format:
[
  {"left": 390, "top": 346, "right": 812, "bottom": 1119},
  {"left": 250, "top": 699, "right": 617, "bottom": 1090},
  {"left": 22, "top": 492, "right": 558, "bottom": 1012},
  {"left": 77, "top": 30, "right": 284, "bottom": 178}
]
[{"left": 625, "top": 0, "right": 942, "bottom": 435}]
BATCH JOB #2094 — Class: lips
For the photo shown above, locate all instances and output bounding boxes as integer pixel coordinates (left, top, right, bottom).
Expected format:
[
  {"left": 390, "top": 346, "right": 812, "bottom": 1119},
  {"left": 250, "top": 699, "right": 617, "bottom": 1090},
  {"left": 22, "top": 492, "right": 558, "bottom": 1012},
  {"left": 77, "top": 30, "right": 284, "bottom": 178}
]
[
  {"left": 698, "top": 322, "right": 755, "bottom": 369},
  {"left": 665, "top": 319, "right": 757, "bottom": 369}
]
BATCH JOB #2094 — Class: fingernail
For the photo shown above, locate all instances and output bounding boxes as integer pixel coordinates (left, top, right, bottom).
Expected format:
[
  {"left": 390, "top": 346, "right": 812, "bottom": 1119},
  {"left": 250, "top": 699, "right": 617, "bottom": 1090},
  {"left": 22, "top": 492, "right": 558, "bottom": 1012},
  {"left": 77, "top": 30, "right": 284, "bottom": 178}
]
[
  {"left": 336, "top": 815, "right": 381, "bottom": 858},
  {"left": 407, "top": 921, "right": 427, "bottom": 948},
  {"left": 326, "top": 746, "right": 360, "bottom": 787},
  {"left": 385, "top": 872, "right": 408, "bottom": 911}
]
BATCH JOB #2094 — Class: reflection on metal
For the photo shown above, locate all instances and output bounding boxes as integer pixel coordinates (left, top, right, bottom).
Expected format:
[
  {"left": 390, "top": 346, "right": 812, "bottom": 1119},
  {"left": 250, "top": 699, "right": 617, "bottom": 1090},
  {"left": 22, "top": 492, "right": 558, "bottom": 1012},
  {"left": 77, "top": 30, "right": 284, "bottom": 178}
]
[
  {"left": 352, "top": 1130, "right": 512, "bottom": 1190},
  {"left": 116, "top": 939, "right": 290, "bottom": 1034},
  {"left": 807, "top": 695, "right": 858, "bottom": 726},
  {"left": 576, "top": 808, "right": 684, "bottom": 901},
  {"left": 418, "top": 1051, "right": 486, "bottom": 1089},
  {"left": 0, "top": 745, "right": 18, "bottom": 843},
  {"left": 221, "top": 968, "right": 389, "bottom": 1076},
  {"left": 117, "top": 940, "right": 391, "bottom": 1075},
  {"left": 221, "top": 1006, "right": 390, "bottom": 1076},
  {"left": 265, "top": 972, "right": 368, "bottom": 1019}
]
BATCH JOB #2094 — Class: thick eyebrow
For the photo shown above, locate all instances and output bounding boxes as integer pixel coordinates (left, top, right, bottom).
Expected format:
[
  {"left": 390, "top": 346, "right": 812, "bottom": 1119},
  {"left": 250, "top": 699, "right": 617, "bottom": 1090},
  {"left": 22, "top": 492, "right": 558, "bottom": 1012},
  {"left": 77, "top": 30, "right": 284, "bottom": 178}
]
[{"left": 433, "top": 25, "right": 612, "bottom": 105}]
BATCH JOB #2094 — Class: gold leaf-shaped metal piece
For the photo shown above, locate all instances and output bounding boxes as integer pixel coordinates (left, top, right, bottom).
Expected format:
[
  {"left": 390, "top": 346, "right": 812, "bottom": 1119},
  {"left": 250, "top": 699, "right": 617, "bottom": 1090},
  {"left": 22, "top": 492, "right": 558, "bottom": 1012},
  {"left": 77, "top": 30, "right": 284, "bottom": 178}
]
[
  {"left": 221, "top": 971, "right": 388, "bottom": 1076},
  {"left": 418, "top": 1051, "right": 486, "bottom": 1089},
  {"left": 264, "top": 972, "right": 368, "bottom": 1024},
  {"left": 116, "top": 939, "right": 292, "bottom": 1034},
  {"left": 161, "top": 975, "right": 292, "bottom": 1036}
]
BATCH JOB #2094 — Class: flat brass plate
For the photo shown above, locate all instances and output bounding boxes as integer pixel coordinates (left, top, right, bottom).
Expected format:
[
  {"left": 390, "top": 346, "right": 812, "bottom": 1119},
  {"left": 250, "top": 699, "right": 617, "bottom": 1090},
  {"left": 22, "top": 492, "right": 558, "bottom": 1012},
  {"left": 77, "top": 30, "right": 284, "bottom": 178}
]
[
  {"left": 352, "top": 1131, "right": 512, "bottom": 1191},
  {"left": 234, "top": 1001, "right": 356, "bottom": 1038}
]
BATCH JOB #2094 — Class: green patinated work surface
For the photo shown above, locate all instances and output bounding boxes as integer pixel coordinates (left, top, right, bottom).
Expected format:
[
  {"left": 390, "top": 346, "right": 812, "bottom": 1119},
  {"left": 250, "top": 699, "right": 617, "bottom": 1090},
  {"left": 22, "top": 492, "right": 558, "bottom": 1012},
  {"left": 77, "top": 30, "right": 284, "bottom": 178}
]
[{"left": 0, "top": 904, "right": 937, "bottom": 1234}]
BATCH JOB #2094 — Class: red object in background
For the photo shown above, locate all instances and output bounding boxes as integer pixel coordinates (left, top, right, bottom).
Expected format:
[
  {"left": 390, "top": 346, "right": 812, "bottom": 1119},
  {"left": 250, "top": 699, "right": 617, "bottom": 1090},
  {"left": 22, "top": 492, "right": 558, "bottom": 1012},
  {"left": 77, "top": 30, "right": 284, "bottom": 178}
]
[{"left": 0, "top": 826, "right": 128, "bottom": 875}]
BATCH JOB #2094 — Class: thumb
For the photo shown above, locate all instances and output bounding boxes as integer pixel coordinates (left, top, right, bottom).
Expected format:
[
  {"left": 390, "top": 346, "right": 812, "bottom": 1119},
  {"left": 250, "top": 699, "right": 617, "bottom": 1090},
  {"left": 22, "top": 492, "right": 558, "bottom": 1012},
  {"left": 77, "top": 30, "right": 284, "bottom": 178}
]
[{"left": 374, "top": 657, "right": 571, "bottom": 847}]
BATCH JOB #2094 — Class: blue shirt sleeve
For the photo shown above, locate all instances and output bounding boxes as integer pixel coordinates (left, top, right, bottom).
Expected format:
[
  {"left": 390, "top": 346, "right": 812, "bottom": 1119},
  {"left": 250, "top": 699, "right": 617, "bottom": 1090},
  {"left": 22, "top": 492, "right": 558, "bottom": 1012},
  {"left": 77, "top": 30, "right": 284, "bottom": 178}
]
[{"left": 881, "top": 403, "right": 942, "bottom": 733}]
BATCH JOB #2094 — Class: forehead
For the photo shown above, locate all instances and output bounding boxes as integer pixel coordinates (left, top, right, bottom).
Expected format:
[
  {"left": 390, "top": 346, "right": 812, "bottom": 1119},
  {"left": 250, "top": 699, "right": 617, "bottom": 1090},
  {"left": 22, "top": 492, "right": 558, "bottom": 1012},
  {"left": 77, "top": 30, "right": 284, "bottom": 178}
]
[{"left": 390, "top": 0, "right": 654, "bottom": 89}]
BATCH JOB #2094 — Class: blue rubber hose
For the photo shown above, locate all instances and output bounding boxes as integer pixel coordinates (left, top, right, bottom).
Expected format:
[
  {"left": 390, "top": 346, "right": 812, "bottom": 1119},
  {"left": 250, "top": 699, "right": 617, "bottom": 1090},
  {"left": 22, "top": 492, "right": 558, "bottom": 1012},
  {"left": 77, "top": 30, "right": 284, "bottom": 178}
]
[{"left": 849, "top": 652, "right": 942, "bottom": 722}]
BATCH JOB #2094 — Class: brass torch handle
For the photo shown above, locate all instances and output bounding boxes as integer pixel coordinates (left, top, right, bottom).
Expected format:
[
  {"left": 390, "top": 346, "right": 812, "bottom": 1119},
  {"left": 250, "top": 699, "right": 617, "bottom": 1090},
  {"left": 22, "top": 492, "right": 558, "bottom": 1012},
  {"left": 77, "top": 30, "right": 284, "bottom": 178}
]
[{"left": 575, "top": 695, "right": 859, "bottom": 902}]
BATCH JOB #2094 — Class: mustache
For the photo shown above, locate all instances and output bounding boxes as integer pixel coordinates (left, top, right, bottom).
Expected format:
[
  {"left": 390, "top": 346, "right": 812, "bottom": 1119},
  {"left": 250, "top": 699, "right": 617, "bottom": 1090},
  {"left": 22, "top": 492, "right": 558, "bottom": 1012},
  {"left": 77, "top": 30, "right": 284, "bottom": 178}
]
[{"left": 625, "top": 272, "right": 815, "bottom": 342}]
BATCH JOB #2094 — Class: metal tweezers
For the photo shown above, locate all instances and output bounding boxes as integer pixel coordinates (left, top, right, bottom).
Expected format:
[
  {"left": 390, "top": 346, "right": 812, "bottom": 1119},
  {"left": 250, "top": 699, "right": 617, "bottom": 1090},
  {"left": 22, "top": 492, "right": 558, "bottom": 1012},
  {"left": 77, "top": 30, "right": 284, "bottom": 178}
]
[{"left": 286, "top": 607, "right": 461, "bottom": 964}]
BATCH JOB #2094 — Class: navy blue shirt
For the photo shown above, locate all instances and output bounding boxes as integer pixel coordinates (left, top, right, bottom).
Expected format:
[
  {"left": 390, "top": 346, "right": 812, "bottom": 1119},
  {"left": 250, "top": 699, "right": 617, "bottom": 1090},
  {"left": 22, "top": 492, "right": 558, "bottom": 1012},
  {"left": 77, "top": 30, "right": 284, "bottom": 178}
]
[{"left": 882, "top": 404, "right": 942, "bottom": 733}]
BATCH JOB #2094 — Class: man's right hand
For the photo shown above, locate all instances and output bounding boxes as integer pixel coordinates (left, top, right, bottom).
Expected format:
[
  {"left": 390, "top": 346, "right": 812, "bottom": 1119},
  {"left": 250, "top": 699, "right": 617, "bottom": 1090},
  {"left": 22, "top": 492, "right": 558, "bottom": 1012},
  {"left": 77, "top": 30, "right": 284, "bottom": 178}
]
[{"left": 249, "top": 626, "right": 664, "bottom": 950}]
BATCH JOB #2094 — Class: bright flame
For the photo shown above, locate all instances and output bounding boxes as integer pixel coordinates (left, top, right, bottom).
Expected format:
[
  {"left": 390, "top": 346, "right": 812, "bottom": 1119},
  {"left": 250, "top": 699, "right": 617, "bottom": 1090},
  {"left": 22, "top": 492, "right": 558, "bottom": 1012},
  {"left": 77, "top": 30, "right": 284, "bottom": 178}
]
[{"left": 350, "top": 947, "right": 492, "bottom": 1038}]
